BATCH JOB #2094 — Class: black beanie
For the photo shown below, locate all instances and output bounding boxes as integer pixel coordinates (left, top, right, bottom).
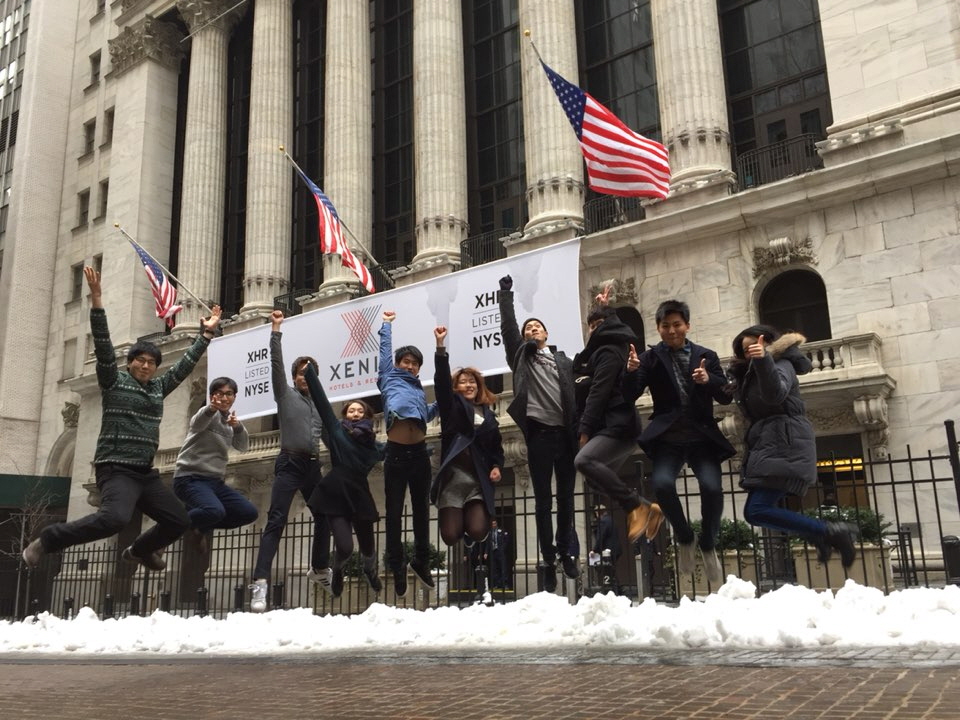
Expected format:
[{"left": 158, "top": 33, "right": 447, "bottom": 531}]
[{"left": 521, "top": 317, "right": 547, "bottom": 334}]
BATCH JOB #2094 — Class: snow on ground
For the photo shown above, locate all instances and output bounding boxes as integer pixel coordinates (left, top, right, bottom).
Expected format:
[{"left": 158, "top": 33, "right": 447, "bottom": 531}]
[{"left": 2, "top": 578, "right": 959, "bottom": 656}]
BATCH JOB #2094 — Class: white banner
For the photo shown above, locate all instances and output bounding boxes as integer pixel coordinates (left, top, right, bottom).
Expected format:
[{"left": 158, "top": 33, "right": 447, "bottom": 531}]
[{"left": 208, "top": 238, "right": 583, "bottom": 419}]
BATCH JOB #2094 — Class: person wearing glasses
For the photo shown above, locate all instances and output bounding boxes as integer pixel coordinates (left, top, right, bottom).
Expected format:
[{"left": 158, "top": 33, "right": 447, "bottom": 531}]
[
  {"left": 172, "top": 377, "right": 258, "bottom": 556},
  {"left": 22, "top": 266, "right": 221, "bottom": 571}
]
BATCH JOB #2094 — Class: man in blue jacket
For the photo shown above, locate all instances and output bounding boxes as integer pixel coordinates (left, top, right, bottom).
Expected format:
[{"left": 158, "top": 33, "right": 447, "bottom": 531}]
[{"left": 624, "top": 300, "right": 735, "bottom": 586}]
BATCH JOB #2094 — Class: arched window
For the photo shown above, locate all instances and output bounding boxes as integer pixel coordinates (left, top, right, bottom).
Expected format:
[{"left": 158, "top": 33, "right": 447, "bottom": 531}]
[{"left": 758, "top": 269, "right": 831, "bottom": 340}]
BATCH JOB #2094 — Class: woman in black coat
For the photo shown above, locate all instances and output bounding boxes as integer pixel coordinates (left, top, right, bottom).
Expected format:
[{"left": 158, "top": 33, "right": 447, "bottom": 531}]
[
  {"left": 304, "top": 365, "right": 384, "bottom": 597},
  {"left": 730, "top": 325, "right": 856, "bottom": 567},
  {"left": 431, "top": 326, "right": 505, "bottom": 546}
]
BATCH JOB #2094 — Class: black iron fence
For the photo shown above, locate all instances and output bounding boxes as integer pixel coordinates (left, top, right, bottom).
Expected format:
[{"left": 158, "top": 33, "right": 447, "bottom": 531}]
[
  {"left": 736, "top": 133, "right": 823, "bottom": 190},
  {"left": 460, "top": 230, "right": 508, "bottom": 269},
  {"left": 7, "top": 424, "right": 960, "bottom": 620},
  {"left": 583, "top": 195, "right": 645, "bottom": 234}
]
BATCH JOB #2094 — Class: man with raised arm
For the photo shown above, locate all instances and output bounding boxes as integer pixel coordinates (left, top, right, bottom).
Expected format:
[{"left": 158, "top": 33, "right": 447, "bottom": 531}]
[{"left": 23, "top": 267, "right": 221, "bottom": 570}]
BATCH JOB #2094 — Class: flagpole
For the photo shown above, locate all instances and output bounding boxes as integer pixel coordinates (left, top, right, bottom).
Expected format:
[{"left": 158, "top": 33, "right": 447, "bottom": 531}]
[
  {"left": 523, "top": 29, "right": 544, "bottom": 64},
  {"left": 277, "top": 146, "right": 387, "bottom": 271},
  {"left": 113, "top": 223, "right": 214, "bottom": 316}
]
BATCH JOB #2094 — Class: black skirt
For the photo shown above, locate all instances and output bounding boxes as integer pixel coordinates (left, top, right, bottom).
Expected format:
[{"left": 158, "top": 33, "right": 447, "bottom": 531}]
[{"left": 308, "top": 465, "right": 380, "bottom": 524}]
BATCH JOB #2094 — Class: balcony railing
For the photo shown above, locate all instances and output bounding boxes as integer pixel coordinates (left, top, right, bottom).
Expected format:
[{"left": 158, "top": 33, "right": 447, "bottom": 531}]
[
  {"left": 358, "top": 260, "right": 403, "bottom": 296},
  {"left": 460, "top": 229, "right": 508, "bottom": 269},
  {"left": 736, "top": 133, "right": 823, "bottom": 190},
  {"left": 583, "top": 195, "right": 645, "bottom": 234},
  {"left": 272, "top": 288, "right": 314, "bottom": 317}
]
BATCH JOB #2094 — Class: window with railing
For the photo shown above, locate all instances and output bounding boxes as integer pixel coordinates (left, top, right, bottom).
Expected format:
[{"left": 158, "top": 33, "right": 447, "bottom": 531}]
[
  {"left": 735, "top": 133, "right": 822, "bottom": 189},
  {"left": 583, "top": 195, "right": 645, "bottom": 234},
  {"left": 460, "top": 229, "right": 508, "bottom": 269}
]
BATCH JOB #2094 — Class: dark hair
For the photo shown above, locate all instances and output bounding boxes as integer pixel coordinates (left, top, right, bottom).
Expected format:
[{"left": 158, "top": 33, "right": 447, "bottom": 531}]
[
  {"left": 655, "top": 299, "right": 690, "bottom": 325},
  {"left": 452, "top": 366, "right": 497, "bottom": 406},
  {"left": 291, "top": 356, "right": 318, "bottom": 381},
  {"left": 728, "top": 324, "right": 781, "bottom": 386},
  {"left": 126, "top": 341, "right": 162, "bottom": 367},
  {"left": 209, "top": 376, "right": 238, "bottom": 396},
  {"left": 341, "top": 398, "right": 374, "bottom": 419},
  {"left": 394, "top": 345, "right": 423, "bottom": 367},
  {"left": 586, "top": 306, "right": 616, "bottom": 326}
]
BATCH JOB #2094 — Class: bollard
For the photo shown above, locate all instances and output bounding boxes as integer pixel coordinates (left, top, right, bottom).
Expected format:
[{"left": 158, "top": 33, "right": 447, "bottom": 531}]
[
  {"left": 272, "top": 581, "right": 284, "bottom": 610},
  {"left": 197, "top": 587, "right": 208, "bottom": 617},
  {"left": 63, "top": 597, "right": 75, "bottom": 619},
  {"left": 233, "top": 584, "right": 244, "bottom": 613},
  {"left": 30, "top": 598, "right": 39, "bottom": 616},
  {"left": 159, "top": 590, "right": 171, "bottom": 613},
  {"left": 943, "top": 536, "right": 960, "bottom": 585},
  {"left": 600, "top": 549, "right": 616, "bottom": 594},
  {"left": 130, "top": 591, "right": 141, "bottom": 617},
  {"left": 103, "top": 594, "right": 114, "bottom": 619}
]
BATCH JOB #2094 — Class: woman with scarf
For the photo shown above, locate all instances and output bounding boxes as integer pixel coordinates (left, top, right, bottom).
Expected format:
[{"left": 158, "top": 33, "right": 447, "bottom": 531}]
[
  {"left": 304, "top": 366, "right": 384, "bottom": 597},
  {"left": 729, "top": 325, "right": 856, "bottom": 567},
  {"left": 431, "top": 326, "right": 505, "bottom": 550}
]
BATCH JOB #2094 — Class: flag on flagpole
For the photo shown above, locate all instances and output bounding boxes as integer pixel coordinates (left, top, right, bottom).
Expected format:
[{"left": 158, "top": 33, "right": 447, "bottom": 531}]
[
  {"left": 127, "top": 239, "right": 183, "bottom": 328},
  {"left": 293, "top": 166, "right": 375, "bottom": 293},
  {"left": 539, "top": 60, "right": 671, "bottom": 199}
]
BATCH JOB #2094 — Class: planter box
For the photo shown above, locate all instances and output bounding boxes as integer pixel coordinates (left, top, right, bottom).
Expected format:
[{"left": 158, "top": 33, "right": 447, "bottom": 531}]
[
  {"left": 675, "top": 550, "right": 759, "bottom": 598},
  {"left": 791, "top": 544, "right": 893, "bottom": 591}
]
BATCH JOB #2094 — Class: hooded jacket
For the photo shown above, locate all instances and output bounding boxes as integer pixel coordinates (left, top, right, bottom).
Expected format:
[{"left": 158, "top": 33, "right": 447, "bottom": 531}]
[
  {"left": 573, "top": 312, "right": 640, "bottom": 441},
  {"left": 735, "top": 333, "right": 816, "bottom": 496}
]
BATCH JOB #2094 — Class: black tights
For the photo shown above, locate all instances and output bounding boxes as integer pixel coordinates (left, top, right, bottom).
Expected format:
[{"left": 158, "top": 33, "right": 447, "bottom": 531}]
[
  {"left": 329, "top": 515, "right": 375, "bottom": 566},
  {"left": 439, "top": 501, "right": 490, "bottom": 546}
]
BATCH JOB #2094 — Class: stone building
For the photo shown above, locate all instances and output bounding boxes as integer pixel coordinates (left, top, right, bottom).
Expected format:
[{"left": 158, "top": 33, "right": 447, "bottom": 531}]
[{"left": 0, "top": 0, "right": 957, "bottom": 580}]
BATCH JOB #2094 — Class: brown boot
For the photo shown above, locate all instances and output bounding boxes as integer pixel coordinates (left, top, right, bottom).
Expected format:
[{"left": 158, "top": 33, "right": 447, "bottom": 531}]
[
  {"left": 644, "top": 503, "right": 665, "bottom": 540},
  {"left": 627, "top": 504, "right": 652, "bottom": 542}
]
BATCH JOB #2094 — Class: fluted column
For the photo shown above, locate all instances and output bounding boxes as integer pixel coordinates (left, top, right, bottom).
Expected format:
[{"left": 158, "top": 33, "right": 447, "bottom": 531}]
[
  {"left": 651, "top": 0, "right": 734, "bottom": 200},
  {"left": 317, "top": 1, "right": 373, "bottom": 297},
  {"left": 408, "top": 0, "right": 468, "bottom": 279},
  {"left": 174, "top": 0, "right": 241, "bottom": 328},
  {"left": 518, "top": 0, "right": 583, "bottom": 240},
  {"left": 241, "top": 0, "right": 293, "bottom": 313}
]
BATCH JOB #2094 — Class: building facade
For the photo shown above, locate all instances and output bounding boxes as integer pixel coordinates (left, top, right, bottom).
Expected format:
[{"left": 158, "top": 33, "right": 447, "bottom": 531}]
[{"left": 0, "top": 0, "right": 958, "bottom": 569}]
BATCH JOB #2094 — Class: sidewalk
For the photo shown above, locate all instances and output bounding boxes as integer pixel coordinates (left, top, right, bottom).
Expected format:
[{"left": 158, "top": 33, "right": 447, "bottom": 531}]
[{"left": 3, "top": 646, "right": 959, "bottom": 719}]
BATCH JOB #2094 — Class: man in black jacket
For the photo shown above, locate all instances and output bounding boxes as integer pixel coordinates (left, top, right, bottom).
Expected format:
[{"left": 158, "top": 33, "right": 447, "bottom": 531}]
[
  {"left": 623, "top": 299, "right": 735, "bottom": 586},
  {"left": 498, "top": 275, "right": 578, "bottom": 592}
]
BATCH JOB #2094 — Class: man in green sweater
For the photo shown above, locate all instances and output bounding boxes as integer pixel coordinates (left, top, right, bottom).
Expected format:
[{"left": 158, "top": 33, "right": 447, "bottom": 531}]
[{"left": 22, "top": 266, "right": 221, "bottom": 571}]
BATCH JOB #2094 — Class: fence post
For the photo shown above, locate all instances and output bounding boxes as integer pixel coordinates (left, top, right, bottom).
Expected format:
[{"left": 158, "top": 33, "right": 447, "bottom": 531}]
[
  {"left": 159, "top": 590, "right": 171, "bottom": 613},
  {"left": 272, "top": 581, "right": 284, "bottom": 611},
  {"left": 103, "top": 594, "right": 114, "bottom": 619},
  {"left": 197, "top": 587, "right": 208, "bottom": 617},
  {"left": 946, "top": 420, "right": 960, "bottom": 510},
  {"left": 29, "top": 598, "right": 39, "bottom": 621},
  {"left": 130, "top": 591, "right": 141, "bottom": 617},
  {"left": 234, "top": 584, "right": 245, "bottom": 612},
  {"left": 62, "top": 597, "right": 74, "bottom": 620}
]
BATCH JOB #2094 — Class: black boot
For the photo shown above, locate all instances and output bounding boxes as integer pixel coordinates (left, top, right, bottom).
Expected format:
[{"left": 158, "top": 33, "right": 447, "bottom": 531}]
[
  {"left": 809, "top": 534, "right": 833, "bottom": 564},
  {"left": 824, "top": 521, "right": 858, "bottom": 569}
]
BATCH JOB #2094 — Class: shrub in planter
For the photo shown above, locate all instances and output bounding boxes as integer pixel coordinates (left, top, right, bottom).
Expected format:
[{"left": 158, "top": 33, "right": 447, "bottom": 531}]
[
  {"left": 686, "top": 518, "right": 758, "bottom": 552},
  {"left": 801, "top": 506, "right": 891, "bottom": 544}
]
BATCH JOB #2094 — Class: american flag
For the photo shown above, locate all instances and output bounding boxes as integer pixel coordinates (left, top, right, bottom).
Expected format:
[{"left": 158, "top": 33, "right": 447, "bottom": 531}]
[
  {"left": 540, "top": 61, "right": 671, "bottom": 199},
  {"left": 128, "top": 239, "right": 182, "bottom": 328},
  {"left": 294, "top": 166, "right": 375, "bottom": 293}
]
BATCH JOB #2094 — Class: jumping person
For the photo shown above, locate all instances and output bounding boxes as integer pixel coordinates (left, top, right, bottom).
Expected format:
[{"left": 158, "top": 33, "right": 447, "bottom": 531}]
[
  {"left": 573, "top": 297, "right": 664, "bottom": 551},
  {"left": 173, "top": 376, "right": 258, "bottom": 555},
  {"left": 378, "top": 311, "right": 438, "bottom": 597},
  {"left": 304, "top": 367, "right": 384, "bottom": 598},
  {"left": 622, "top": 299, "right": 735, "bottom": 585},
  {"left": 22, "top": 267, "right": 221, "bottom": 571},
  {"left": 729, "top": 325, "right": 856, "bottom": 568},
  {"left": 497, "top": 274, "right": 578, "bottom": 592},
  {"left": 431, "top": 326, "right": 504, "bottom": 560},
  {"left": 249, "top": 310, "right": 330, "bottom": 613}
]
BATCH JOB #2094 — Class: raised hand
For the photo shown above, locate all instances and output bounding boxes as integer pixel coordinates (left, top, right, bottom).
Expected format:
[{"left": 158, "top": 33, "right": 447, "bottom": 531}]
[
  {"left": 383, "top": 310, "right": 396, "bottom": 323},
  {"left": 434, "top": 325, "right": 447, "bottom": 346},
  {"left": 499, "top": 275, "right": 513, "bottom": 292},
  {"left": 692, "top": 358, "right": 709, "bottom": 384},
  {"left": 226, "top": 411, "right": 239, "bottom": 427},
  {"left": 270, "top": 309, "right": 284, "bottom": 331},
  {"left": 201, "top": 305, "right": 222, "bottom": 334},
  {"left": 746, "top": 335, "right": 767, "bottom": 360},
  {"left": 83, "top": 266, "right": 103, "bottom": 308},
  {"left": 626, "top": 343, "right": 640, "bottom": 372},
  {"left": 594, "top": 284, "right": 612, "bottom": 307}
]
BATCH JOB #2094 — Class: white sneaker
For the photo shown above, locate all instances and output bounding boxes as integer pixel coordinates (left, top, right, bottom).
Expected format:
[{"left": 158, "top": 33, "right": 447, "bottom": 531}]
[
  {"left": 700, "top": 547, "right": 724, "bottom": 586},
  {"left": 676, "top": 541, "right": 697, "bottom": 576},
  {"left": 250, "top": 579, "right": 268, "bottom": 613},
  {"left": 307, "top": 567, "right": 333, "bottom": 596}
]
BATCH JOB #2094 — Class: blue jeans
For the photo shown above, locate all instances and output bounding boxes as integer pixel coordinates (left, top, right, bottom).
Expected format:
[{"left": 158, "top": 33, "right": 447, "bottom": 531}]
[
  {"left": 253, "top": 452, "right": 329, "bottom": 580},
  {"left": 173, "top": 475, "right": 259, "bottom": 532},
  {"left": 743, "top": 488, "right": 825, "bottom": 539},
  {"left": 649, "top": 441, "right": 724, "bottom": 550}
]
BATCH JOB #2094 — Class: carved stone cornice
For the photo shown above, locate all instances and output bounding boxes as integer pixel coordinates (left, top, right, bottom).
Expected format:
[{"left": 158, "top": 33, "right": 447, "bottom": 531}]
[
  {"left": 176, "top": 0, "right": 245, "bottom": 34},
  {"left": 109, "top": 16, "right": 186, "bottom": 78},
  {"left": 806, "top": 406, "right": 859, "bottom": 433},
  {"left": 752, "top": 236, "right": 817, "bottom": 278},
  {"left": 853, "top": 395, "right": 890, "bottom": 459},
  {"left": 61, "top": 402, "right": 80, "bottom": 429}
]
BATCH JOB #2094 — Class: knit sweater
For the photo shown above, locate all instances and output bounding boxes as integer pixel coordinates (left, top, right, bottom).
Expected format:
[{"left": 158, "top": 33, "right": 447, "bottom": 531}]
[
  {"left": 173, "top": 405, "right": 249, "bottom": 479},
  {"left": 92, "top": 308, "right": 210, "bottom": 467}
]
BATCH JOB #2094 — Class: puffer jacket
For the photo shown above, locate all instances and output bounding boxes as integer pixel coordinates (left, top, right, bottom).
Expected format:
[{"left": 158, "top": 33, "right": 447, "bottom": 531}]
[{"left": 736, "top": 333, "right": 816, "bottom": 496}]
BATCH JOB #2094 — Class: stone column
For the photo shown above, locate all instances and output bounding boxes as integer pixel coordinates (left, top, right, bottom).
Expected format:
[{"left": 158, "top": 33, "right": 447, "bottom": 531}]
[
  {"left": 240, "top": 0, "right": 293, "bottom": 314},
  {"left": 408, "top": 0, "right": 468, "bottom": 281},
  {"left": 514, "top": 0, "right": 583, "bottom": 251},
  {"left": 315, "top": 2, "right": 373, "bottom": 303},
  {"left": 174, "top": 0, "right": 242, "bottom": 328},
  {"left": 649, "top": 0, "right": 734, "bottom": 207}
]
